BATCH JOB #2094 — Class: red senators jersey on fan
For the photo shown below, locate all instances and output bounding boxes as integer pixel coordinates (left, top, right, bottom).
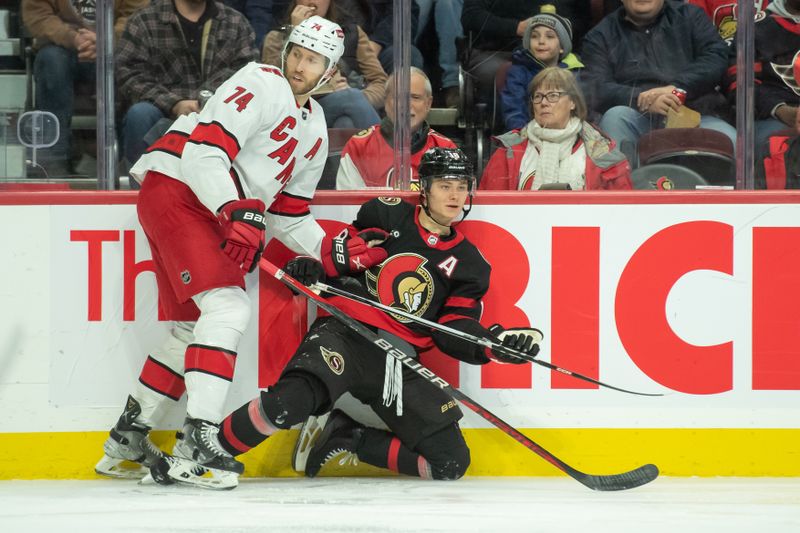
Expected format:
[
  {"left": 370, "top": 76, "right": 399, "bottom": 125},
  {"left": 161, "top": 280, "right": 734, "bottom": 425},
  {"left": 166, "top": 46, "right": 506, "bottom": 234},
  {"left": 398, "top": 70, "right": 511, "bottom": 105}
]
[
  {"left": 130, "top": 62, "right": 329, "bottom": 257},
  {"left": 327, "top": 197, "right": 491, "bottom": 351},
  {"left": 335, "top": 125, "right": 457, "bottom": 190},
  {"left": 689, "top": 0, "right": 769, "bottom": 44}
]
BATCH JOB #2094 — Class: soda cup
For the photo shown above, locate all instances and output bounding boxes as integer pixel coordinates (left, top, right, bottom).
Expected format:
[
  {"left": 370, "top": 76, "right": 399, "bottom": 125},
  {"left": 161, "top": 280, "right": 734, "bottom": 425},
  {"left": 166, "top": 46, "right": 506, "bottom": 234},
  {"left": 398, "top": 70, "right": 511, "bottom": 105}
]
[{"left": 671, "top": 88, "right": 687, "bottom": 105}]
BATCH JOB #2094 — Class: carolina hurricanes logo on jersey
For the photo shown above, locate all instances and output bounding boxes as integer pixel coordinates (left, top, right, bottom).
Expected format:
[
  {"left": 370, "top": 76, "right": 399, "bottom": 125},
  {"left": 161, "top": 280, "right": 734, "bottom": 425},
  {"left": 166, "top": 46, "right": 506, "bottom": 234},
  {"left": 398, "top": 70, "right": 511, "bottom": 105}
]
[
  {"left": 772, "top": 50, "right": 800, "bottom": 96},
  {"left": 366, "top": 253, "right": 434, "bottom": 323}
]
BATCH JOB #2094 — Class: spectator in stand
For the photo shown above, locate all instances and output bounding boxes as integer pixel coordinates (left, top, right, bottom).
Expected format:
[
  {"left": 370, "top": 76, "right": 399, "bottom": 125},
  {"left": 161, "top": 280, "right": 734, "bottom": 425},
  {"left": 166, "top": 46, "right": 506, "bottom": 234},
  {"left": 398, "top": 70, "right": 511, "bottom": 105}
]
[
  {"left": 223, "top": 0, "right": 275, "bottom": 50},
  {"left": 415, "top": 0, "right": 463, "bottom": 108},
  {"left": 724, "top": 0, "right": 800, "bottom": 150},
  {"left": 461, "top": 0, "right": 590, "bottom": 109},
  {"left": 689, "top": 0, "right": 770, "bottom": 45},
  {"left": 500, "top": 5, "right": 583, "bottom": 131},
  {"left": 263, "top": 0, "right": 386, "bottom": 128},
  {"left": 336, "top": 68, "right": 457, "bottom": 190},
  {"left": 116, "top": 0, "right": 257, "bottom": 182},
  {"left": 338, "top": 0, "right": 424, "bottom": 74},
  {"left": 21, "top": 0, "right": 147, "bottom": 177},
  {"left": 481, "top": 68, "right": 632, "bottom": 191},
  {"left": 581, "top": 0, "right": 735, "bottom": 164}
]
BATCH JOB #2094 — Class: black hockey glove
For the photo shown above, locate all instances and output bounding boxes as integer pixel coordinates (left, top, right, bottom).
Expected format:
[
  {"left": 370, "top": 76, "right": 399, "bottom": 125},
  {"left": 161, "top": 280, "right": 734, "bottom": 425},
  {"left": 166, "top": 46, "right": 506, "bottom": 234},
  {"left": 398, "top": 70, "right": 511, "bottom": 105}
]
[
  {"left": 487, "top": 324, "right": 543, "bottom": 364},
  {"left": 284, "top": 256, "right": 326, "bottom": 287}
]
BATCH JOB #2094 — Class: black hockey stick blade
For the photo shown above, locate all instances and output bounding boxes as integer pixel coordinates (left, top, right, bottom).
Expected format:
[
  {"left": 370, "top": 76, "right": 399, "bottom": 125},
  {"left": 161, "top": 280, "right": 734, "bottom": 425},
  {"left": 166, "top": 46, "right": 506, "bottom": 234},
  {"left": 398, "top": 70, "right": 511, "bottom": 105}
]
[
  {"left": 260, "top": 258, "right": 660, "bottom": 491},
  {"left": 314, "top": 281, "right": 663, "bottom": 397}
]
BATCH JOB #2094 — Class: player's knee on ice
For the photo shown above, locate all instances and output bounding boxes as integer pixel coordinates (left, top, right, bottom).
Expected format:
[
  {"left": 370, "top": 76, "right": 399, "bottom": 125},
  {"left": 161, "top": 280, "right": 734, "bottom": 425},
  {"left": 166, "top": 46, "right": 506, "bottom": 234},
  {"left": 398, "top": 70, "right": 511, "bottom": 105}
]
[
  {"left": 260, "top": 371, "right": 329, "bottom": 429},
  {"left": 418, "top": 423, "right": 471, "bottom": 480}
]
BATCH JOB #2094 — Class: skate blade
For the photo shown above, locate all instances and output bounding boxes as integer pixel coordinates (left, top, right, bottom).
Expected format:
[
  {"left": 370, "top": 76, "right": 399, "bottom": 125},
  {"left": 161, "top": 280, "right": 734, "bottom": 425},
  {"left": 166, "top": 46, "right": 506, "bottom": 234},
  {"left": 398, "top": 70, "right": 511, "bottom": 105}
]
[
  {"left": 95, "top": 454, "right": 148, "bottom": 480},
  {"left": 166, "top": 458, "right": 239, "bottom": 490},
  {"left": 292, "top": 412, "right": 330, "bottom": 473}
]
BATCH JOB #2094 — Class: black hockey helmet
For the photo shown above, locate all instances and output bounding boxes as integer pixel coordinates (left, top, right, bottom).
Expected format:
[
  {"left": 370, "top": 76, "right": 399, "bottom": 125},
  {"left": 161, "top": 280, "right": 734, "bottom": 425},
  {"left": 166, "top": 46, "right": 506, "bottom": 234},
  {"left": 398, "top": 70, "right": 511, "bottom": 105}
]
[
  {"left": 417, "top": 147, "right": 476, "bottom": 226},
  {"left": 418, "top": 147, "right": 476, "bottom": 193}
]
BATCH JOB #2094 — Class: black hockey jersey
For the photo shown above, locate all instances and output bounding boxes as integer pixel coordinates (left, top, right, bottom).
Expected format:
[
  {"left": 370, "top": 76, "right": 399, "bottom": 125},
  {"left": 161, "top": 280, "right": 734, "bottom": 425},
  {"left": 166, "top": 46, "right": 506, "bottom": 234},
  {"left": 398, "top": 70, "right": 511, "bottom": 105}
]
[
  {"left": 725, "top": 14, "right": 800, "bottom": 119},
  {"left": 327, "top": 197, "right": 491, "bottom": 356}
]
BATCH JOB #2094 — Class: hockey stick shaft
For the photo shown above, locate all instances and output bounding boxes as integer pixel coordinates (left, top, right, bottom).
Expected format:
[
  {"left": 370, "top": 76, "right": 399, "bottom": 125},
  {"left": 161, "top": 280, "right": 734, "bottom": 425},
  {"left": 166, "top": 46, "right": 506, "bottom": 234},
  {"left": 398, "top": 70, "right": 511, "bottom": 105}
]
[
  {"left": 313, "top": 281, "right": 662, "bottom": 397},
  {"left": 260, "top": 258, "right": 658, "bottom": 491}
]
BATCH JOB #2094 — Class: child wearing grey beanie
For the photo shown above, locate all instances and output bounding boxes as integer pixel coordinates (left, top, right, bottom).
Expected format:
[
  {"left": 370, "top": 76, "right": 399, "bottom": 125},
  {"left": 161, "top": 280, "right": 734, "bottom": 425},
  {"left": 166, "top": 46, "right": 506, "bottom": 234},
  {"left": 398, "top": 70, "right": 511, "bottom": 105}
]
[{"left": 500, "top": 5, "right": 583, "bottom": 131}]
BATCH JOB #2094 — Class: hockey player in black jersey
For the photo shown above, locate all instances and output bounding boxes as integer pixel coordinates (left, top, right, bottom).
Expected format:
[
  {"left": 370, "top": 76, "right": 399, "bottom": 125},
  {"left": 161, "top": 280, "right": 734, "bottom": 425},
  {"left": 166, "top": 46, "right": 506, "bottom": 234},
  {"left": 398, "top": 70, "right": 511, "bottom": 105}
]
[{"left": 215, "top": 147, "right": 542, "bottom": 483}]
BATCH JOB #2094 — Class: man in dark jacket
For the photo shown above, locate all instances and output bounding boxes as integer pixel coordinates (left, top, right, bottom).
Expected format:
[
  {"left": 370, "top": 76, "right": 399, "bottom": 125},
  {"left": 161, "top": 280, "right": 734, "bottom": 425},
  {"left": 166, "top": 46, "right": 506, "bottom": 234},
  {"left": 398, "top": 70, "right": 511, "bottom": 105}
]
[
  {"left": 116, "top": 0, "right": 258, "bottom": 179},
  {"left": 581, "top": 0, "right": 735, "bottom": 161}
]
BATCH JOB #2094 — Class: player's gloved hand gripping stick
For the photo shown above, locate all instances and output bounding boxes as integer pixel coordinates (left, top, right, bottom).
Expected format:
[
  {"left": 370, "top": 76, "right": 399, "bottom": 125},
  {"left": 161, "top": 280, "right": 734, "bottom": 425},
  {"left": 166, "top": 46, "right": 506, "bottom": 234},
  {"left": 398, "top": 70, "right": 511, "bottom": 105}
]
[
  {"left": 312, "top": 280, "right": 662, "bottom": 397},
  {"left": 260, "top": 258, "right": 659, "bottom": 491}
]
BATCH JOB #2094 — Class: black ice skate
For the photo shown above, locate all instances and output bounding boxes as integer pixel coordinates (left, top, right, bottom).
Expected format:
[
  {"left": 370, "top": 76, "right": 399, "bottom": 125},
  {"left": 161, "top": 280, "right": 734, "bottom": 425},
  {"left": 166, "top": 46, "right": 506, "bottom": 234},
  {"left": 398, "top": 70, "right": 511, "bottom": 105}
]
[
  {"left": 144, "top": 418, "right": 244, "bottom": 490},
  {"left": 95, "top": 395, "right": 165, "bottom": 479},
  {"left": 305, "top": 410, "right": 364, "bottom": 478}
]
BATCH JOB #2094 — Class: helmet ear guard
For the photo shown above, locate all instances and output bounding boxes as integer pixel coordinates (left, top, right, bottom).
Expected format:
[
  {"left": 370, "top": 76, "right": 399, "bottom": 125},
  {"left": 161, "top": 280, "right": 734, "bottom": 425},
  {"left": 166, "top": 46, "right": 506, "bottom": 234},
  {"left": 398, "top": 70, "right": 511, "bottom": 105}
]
[{"left": 281, "top": 16, "right": 346, "bottom": 95}]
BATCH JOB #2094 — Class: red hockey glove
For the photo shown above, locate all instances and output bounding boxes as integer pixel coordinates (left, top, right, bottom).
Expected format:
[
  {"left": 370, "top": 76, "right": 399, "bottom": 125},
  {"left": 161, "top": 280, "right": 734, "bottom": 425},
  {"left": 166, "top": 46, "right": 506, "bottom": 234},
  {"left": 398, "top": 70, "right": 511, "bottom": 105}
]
[
  {"left": 218, "top": 198, "right": 266, "bottom": 274},
  {"left": 487, "top": 324, "right": 543, "bottom": 364},
  {"left": 321, "top": 227, "right": 389, "bottom": 277}
]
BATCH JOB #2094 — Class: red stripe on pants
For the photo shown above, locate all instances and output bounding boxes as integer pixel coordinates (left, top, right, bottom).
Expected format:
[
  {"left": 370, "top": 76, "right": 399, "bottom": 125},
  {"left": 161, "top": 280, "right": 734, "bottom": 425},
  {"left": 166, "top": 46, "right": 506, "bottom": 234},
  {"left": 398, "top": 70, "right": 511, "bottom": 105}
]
[
  {"left": 139, "top": 356, "right": 185, "bottom": 401},
  {"left": 387, "top": 437, "right": 402, "bottom": 473},
  {"left": 185, "top": 344, "right": 237, "bottom": 381}
]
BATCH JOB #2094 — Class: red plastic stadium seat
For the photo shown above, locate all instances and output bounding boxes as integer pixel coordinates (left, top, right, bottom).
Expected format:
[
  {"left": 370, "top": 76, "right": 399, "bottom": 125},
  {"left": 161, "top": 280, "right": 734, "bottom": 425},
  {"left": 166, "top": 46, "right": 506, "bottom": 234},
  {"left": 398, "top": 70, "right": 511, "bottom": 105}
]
[{"left": 637, "top": 128, "right": 735, "bottom": 186}]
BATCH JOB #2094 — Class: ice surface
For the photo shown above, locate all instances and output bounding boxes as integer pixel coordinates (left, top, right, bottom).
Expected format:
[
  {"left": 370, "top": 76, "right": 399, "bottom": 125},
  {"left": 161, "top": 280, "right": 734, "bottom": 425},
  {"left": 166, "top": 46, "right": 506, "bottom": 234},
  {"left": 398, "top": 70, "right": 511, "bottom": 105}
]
[{"left": 0, "top": 477, "right": 798, "bottom": 532}]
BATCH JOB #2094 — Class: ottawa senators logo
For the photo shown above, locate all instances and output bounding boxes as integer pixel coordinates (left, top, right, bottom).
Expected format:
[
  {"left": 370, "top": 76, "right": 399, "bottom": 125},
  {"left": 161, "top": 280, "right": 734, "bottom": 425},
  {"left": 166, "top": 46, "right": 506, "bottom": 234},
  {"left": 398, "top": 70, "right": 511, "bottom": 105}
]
[
  {"left": 366, "top": 253, "right": 434, "bottom": 323},
  {"left": 712, "top": 3, "right": 767, "bottom": 44},
  {"left": 772, "top": 50, "right": 800, "bottom": 96},
  {"left": 320, "top": 346, "right": 345, "bottom": 375},
  {"left": 378, "top": 196, "right": 401, "bottom": 205}
]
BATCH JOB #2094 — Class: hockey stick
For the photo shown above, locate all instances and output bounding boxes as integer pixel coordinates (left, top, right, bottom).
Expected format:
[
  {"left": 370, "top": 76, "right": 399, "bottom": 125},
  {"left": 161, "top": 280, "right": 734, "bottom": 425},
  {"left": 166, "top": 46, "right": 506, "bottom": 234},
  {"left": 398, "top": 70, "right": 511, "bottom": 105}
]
[
  {"left": 312, "top": 281, "right": 663, "bottom": 397},
  {"left": 260, "top": 258, "right": 659, "bottom": 491}
]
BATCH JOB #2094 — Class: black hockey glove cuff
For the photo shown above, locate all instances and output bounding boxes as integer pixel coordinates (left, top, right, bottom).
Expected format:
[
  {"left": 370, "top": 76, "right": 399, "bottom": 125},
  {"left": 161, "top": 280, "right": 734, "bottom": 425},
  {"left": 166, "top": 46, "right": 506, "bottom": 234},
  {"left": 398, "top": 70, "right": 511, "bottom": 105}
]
[{"left": 431, "top": 318, "right": 493, "bottom": 365}]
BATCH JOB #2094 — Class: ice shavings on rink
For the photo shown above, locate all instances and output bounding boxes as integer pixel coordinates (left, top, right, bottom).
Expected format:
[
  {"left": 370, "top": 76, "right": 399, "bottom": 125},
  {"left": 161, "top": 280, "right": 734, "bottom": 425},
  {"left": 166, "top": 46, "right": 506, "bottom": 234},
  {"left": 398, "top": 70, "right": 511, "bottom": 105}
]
[{"left": 0, "top": 477, "right": 799, "bottom": 532}]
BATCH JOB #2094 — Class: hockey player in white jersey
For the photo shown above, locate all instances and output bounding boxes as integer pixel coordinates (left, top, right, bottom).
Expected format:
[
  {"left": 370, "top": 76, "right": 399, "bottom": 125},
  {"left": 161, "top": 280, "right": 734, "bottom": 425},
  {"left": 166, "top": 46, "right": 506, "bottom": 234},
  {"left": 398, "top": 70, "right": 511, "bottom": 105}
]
[{"left": 94, "top": 16, "right": 347, "bottom": 489}]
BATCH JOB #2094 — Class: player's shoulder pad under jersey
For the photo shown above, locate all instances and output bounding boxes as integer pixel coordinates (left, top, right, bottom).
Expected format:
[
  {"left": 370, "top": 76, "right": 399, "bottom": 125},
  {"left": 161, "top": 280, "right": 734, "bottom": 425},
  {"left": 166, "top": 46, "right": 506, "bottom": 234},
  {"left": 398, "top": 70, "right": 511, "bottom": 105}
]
[
  {"left": 238, "top": 62, "right": 291, "bottom": 96},
  {"left": 377, "top": 196, "right": 402, "bottom": 206},
  {"left": 356, "top": 196, "right": 412, "bottom": 230}
]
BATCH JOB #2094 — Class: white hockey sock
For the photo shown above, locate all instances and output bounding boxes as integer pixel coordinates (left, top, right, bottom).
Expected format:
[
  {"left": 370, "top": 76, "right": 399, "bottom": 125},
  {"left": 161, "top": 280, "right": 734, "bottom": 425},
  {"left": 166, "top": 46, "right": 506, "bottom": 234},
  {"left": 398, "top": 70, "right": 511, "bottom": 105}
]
[
  {"left": 185, "top": 287, "right": 251, "bottom": 423},
  {"left": 133, "top": 321, "right": 195, "bottom": 427}
]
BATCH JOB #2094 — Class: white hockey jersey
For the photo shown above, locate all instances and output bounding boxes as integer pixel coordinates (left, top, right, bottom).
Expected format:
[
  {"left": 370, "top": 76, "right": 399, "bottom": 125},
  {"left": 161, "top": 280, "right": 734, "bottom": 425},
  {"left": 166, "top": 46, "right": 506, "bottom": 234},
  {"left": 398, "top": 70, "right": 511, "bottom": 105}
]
[{"left": 130, "top": 62, "right": 330, "bottom": 258}]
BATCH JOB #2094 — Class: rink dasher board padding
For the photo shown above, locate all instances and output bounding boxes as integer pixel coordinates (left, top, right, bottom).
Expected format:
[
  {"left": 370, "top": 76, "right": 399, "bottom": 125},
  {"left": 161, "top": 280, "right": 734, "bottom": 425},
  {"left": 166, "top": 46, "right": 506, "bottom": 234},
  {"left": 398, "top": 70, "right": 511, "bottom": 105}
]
[{"left": 1, "top": 190, "right": 799, "bottom": 479}]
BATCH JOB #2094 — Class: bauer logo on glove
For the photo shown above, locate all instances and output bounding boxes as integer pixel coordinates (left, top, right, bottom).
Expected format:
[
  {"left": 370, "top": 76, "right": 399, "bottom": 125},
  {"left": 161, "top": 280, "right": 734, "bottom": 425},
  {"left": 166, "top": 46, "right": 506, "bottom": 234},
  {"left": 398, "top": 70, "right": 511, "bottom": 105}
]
[
  {"left": 218, "top": 198, "right": 267, "bottom": 274},
  {"left": 322, "top": 227, "right": 389, "bottom": 277}
]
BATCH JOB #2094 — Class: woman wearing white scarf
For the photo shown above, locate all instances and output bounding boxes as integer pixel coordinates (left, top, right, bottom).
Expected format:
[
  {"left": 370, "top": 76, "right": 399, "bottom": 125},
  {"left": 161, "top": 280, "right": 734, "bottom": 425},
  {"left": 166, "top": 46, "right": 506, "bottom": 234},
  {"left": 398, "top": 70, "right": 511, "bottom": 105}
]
[{"left": 481, "top": 68, "right": 633, "bottom": 191}]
